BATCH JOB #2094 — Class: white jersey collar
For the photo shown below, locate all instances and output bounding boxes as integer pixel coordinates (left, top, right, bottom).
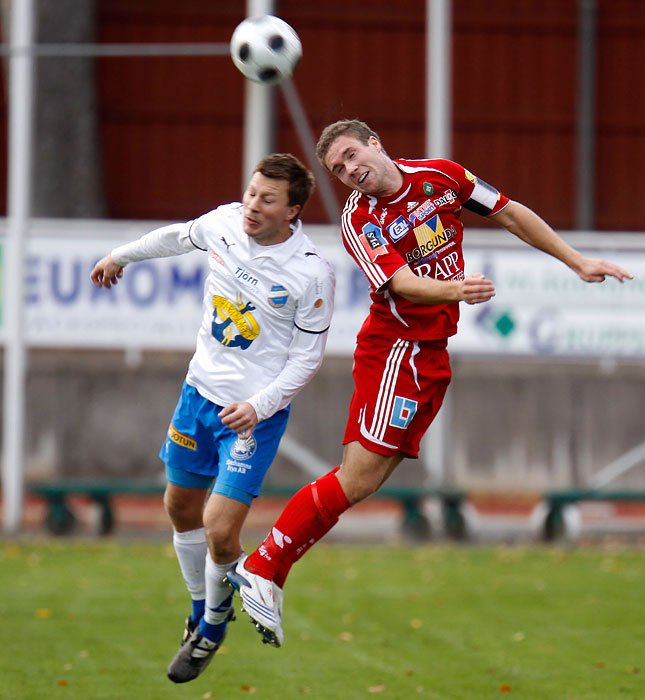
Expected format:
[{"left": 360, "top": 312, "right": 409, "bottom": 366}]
[{"left": 247, "top": 219, "right": 304, "bottom": 263}]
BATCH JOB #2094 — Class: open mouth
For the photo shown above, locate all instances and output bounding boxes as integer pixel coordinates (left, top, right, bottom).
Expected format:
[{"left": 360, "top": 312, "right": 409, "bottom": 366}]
[{"left": 358, "top": 171, "right": 369, "bottom": 185}]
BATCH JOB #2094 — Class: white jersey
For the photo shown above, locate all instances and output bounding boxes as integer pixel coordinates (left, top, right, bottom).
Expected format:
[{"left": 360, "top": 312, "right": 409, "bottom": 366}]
[{"left": 111, "top": 202, "right": 335, "bottom": 421}]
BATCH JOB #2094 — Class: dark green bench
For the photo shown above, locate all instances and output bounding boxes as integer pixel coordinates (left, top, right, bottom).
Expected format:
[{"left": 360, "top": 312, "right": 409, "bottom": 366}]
[
  {"left": 542, "top": 489, "right": 645, "bottom": 540},
  {"left": 262, "top": 483, "right": 468, "bottom": 541},
  {"left": 30, "top": 481, "right": 467, "bottom": 539},
  {"left": 30, "top": 481, "right": 166, "bottom": 536}
]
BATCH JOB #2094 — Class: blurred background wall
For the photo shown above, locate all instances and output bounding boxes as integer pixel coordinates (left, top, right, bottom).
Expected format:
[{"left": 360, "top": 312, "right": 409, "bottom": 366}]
[{"left": 1, "top": 0, "right": 644, "bottom": 500}]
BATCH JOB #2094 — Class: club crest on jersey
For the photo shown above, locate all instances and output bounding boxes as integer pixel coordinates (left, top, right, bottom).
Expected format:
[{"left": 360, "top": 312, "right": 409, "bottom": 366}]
[
  {"left": 387, "top": 215, "right": 411, "bottom": 242},
  {"left": 359, "top": 223, "right": 387, "bottom": 261},
  {"left": 268, "top": 284, "right": 289, "bottom": 308},
  {"left": 231, "top": 435, "right": 257, "bottom": 460},
  {"left": 423, "top": 182, "right": 434, "bottom": 196},
  {"left": 211, "top": 292, "right": 260, "bottom": 349}
]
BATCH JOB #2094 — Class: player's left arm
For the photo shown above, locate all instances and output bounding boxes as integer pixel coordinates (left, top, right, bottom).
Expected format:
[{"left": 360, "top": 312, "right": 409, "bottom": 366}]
[{"left": 491, "top": 200, "right": 633, "bottom": 283}]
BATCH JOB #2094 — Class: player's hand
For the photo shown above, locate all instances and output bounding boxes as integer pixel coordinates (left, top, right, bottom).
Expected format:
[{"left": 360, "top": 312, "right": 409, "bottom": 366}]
[
  {"left": 218, "top": 401, "right": 258, "bottom": 438},
  {"left": 461, "top": 273, "right": 496, "bottom": 305},
  {"left": 575, "top": 257, "right": 633, "bottom": 284},
  {"left": 90, "top": 254, "right": 124, "bottom": 288}
]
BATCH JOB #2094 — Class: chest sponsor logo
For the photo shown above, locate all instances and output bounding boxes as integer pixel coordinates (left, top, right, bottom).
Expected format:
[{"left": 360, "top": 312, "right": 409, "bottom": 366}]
[
  {"left": 231, "top": 435, "right": 257, "bottom": 461},
  {"left": 386, "top": 215, "right": 411, "bottom": 242},
  {"left": 409, "top": 199, "right": 436, "bottom": 224},
  {"left": 268, "top": 284, "right": 289, "bottom": 308},
  {"left": 235, "top": 266, "right": 259, "bottom": 287},
  {"left": 433, "top": 189, "right": 458, "bottom": 209},
  {"left": 209, "top": 250, "right": 225, "bottom": 266},
  {"left": 378, "top": 208, "right": 388, "bottom": 225},
  {"left": 405, "top": 214, "right": 457, "bottom": 263},
  {"left": 359, "top": 223, "right": 388, "bottom": 261},
  {"left": 211, "top": 292, "right": 260, "bottom": 349}
]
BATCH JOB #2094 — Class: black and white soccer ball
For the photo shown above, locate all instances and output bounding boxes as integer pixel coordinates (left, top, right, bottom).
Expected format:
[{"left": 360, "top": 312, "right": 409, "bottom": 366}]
[{"left": 230, "top": 15, "right": 302, "bottom": 86}]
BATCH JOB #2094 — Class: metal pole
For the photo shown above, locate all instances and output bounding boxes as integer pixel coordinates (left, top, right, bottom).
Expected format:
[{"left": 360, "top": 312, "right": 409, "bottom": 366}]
[
  {"left": 242, "top": 0, "right": 276, "bottom": 186},
  {"left": 3, "top": 0, "right": 35, "bottom": 533},
  {"left": 279, "top": 79, "right": 340, "bottom": 223},
  {"left": 576, "top": 0, "right": 597, "bottom": 230},
  {"left": 423, "top": 0, "right": 452, "bottom": 486},
  {"left": 426, "top": 0, "right": 452, "bottom": 158}
]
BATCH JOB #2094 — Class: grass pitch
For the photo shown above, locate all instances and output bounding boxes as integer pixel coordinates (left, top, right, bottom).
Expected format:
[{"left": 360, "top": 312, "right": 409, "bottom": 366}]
[{"left": 1, "top": 539, "right": 643, "bottom": 699}]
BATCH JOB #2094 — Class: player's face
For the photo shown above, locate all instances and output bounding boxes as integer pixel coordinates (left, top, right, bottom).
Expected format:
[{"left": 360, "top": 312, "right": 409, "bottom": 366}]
[
  {"left": 325, "top": 134, "right": 397, "bottom": 197},
  {"left": 242, "top": 172, "right": 300, "bottom": 245}
]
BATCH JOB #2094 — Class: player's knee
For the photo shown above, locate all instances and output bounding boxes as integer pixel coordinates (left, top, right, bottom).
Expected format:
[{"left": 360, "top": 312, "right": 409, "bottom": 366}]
[
  {"left": 164, "top": 489, "right": 203, "bottom": 531},
  {"left": 204, "top": 521, "right": 238, "bottom": 561}
]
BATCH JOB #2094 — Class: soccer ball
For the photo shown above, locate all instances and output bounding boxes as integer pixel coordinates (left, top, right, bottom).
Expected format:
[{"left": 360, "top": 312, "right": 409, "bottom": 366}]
[{"left": 230, "top": 15, "right": 302, "bottom": 86}]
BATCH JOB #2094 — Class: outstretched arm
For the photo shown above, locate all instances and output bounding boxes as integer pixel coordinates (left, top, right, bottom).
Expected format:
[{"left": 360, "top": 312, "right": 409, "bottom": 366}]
[
  {"left": 89, "top": 222, "right": 197, "bottom": 289},
  {"left": 491, "top": 201, "right": 633, "bottom": 283}
]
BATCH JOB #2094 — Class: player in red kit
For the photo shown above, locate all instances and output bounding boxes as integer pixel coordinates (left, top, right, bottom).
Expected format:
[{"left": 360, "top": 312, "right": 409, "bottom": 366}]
[{"left": 227, "top": 120, "right": 633, "bottom": 647}]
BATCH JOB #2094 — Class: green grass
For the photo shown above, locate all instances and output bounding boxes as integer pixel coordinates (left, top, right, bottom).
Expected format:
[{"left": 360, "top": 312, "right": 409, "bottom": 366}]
[{"left": 1, "top": 539, "right": 643, "bottom": 700}]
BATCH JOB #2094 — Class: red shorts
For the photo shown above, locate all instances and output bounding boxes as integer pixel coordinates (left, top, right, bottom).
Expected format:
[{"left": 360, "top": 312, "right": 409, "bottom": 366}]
[{"left": 343, "top": 328, "right": 452, "bottom": 459}]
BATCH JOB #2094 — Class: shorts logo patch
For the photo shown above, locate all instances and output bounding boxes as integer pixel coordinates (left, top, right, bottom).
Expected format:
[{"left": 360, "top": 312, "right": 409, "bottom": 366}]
[
  {"left": 231, "top": 435, "right": 257, "bottom": 461},
  {"left": 168, "top": 424, "right": 197, "bottom": 450},
  {"left": 389, "top": 397, "right": 418, "bottom": 429}
]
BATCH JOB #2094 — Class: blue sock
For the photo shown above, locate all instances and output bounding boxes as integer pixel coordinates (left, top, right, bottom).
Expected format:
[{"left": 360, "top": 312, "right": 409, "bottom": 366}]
[
  {"left": 190, "top": 599, "right": 205, "bottom": 625},
  {"left": 198, "top": 617, "right": 228, "bottom": 644}
]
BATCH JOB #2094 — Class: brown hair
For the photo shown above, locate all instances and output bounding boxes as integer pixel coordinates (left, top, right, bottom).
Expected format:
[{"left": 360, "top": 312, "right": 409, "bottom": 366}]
[
  {"left": 254, "top": 153, "right": 315, "bottom": 222},
  {"left": 316, "top": 120, "right": 382, "bottom": 170}
]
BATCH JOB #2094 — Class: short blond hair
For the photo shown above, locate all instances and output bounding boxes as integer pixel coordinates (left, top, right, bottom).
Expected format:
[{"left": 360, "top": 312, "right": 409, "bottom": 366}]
[{"left": 315, "top": 120, "right": 381, "bottom": 170}]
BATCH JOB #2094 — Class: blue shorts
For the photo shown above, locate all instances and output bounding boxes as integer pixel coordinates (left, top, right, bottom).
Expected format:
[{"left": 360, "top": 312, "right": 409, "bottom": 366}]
[{"left": 160, "top": 382, "right": 290, "bottom": 506}]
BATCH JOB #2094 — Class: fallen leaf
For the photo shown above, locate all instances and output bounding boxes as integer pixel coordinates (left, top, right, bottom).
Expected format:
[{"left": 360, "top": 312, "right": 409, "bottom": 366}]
[
  {"left": 410, "top": 618, "right": 423, "bottom": 629},
  {"left": 56, "top": 680, "right": 68, "bottom": 687},
  {"left": 512, "top": 631, "right": 525, "bottom": 642},
  {"left": 338, "top": 631, "right": 353, "bottom": 642},
  {"left": 35, "top": 608, "right": 51, "bottom": 619},
  {"left": 499, "top": 684, "right": 512, "bottom": 693},
  {"left": 202, "top": 692, "right": 214, "bottom": 699},
  {"left": 240, "top": 686, "right": 257, "bottom": 694},
  {"left": 368, "top": 686, "right": 385, "bottom": 693},
  {"left": 593, "top": 661, "right": 606, "bottom": 669}
]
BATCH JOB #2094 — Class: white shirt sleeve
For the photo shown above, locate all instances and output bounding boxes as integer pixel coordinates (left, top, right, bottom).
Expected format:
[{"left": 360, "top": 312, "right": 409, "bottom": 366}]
[
  {"left": 111, "top": 222, "right": 198, "bottom": 266},
  {"left": 245, "top": 327, "right": 328, "bottom": 422}
]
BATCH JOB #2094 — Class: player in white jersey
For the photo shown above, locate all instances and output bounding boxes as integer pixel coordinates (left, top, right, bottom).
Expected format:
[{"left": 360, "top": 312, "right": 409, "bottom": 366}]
[{"left": 90, "top": 154, "right": 335, "bottom": 684}]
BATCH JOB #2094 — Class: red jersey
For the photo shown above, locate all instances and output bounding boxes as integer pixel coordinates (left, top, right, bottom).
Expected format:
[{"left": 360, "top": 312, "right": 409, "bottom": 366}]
[{"left": 341, "top": 158, "right": 510, "bottom": 340}]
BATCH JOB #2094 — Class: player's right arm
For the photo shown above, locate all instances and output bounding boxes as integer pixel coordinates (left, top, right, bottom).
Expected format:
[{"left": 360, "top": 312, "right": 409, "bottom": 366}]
[
  {"left": 90, "top": 221, "right": 198, "bottom": 289},
  {"left": 388, "top": 265, "right": 496, "bottom": 305}
]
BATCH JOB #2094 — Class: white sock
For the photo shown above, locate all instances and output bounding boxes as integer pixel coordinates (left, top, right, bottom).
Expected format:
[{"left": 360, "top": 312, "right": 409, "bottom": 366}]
[
  {"left": 172, "top": 527, "right": 207, "bottom": 600},
  {"left": 203, "top": 552, "right": 242, "bottom": 625}
]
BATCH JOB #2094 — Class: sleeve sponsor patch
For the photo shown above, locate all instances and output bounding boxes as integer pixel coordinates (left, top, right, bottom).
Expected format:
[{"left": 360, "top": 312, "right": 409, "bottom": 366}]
[{"left": 359, "top": 222, "right": 388, "bottom": 261}]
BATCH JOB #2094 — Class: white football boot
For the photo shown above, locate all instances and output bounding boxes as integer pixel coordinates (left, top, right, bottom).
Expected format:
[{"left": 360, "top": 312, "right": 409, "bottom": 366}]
[{"left": 226, "top": 555, "right": 284, "bottom": 647}]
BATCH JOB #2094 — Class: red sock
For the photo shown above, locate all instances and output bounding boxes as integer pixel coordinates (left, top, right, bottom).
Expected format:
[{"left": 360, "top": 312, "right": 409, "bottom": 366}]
[{"left": 247, "top": 467, "right": 350, "bottom": 584}]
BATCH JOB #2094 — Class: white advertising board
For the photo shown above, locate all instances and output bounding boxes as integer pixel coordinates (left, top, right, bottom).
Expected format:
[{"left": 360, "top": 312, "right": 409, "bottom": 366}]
[{"left": 1, "top": 228, "right": 643, "bottom": 359}]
